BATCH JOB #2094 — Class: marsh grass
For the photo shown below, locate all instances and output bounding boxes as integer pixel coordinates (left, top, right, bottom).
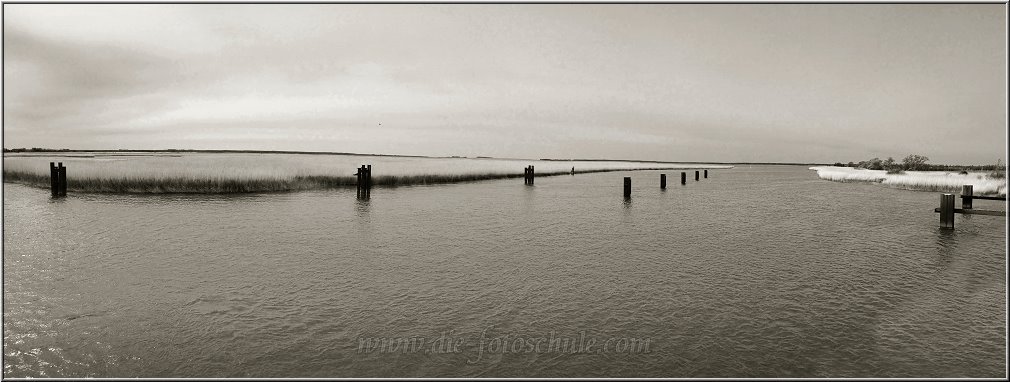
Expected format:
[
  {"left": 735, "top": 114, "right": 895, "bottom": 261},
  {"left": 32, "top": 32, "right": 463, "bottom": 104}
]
[
  {"left": 810, "top": 166, "right": 1007, "bottom": 196},
  {"left": 3, "top": 153, "right": 731, "bottom": 193}
]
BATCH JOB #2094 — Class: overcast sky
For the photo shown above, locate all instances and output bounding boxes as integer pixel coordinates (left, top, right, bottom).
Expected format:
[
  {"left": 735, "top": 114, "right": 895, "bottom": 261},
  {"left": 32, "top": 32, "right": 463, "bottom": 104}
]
[{"left": 3, "top": 4, "right": 1006, "bottom": 163}]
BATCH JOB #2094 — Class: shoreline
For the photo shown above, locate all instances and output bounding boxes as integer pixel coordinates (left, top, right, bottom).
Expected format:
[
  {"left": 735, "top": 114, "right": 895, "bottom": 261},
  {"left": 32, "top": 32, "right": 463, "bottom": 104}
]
[
  {"left": 809, "top": 166, "right": 1007, "bottom": 196},
  {"left": 2, "top": 166, "right": 726, "bottom": 195}
]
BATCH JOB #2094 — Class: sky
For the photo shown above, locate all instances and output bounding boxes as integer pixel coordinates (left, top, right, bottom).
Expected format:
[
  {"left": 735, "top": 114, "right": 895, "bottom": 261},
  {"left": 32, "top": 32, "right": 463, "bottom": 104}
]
[{"left": 2, "top": 4, "right": 1007, "bottom": 164}]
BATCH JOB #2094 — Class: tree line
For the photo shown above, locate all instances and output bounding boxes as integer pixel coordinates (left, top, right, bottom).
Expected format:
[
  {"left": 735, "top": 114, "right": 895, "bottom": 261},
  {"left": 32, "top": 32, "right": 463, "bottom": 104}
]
[{"left": 833, "top": 155, "right": 1005, "bottom": 178}]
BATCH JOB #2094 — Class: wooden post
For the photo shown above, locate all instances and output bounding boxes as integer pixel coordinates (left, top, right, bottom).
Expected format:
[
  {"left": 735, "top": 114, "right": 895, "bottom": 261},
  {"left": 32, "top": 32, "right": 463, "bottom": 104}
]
[
  {"left": 940, "top": 193, "right": 955, "bottom": 229},
  {"left": 623, "top": 177, "right": 631, "bottom": 198},
  {"left": 530, "top": 165, "right": 535, "bottom": 184},
  {"left": 571, "top": 166, "right": 575, "bottom": 176},
  {"left": 356, "top": 165, "right": 365, "bottom": 198},
  {"left": 695, "top": 170, "right": 699, "bottom": 181},
  {"left": 704, "top": 170, "right": 708, "bottom": 178},
  {"left": 365, "top": 165, "right": 371, "bottom": 198},
  {"left": 681, "top": 172, "right": 686, "bottom": 184},
  {"left": 962, "top": 185, "right": 973, "bottom": 209},
  {"left": 524, "top": 167, "right": 529, "bottom": 184},
  {"left": 660, "top": 174, "right": 666, "bottom": 189},
  {"left": 50, "top": 162, "right": 57, "bottom": 197},
  {"left": 58, "top": 164, "right": 67, "bottom": 196}
]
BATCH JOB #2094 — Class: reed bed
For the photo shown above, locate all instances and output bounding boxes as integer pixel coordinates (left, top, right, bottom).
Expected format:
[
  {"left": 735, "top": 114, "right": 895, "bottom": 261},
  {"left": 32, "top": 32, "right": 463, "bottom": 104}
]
[
  {"left": 3, "top": 152, "right": 732, "bottom": 194},
  {"left": 810, "top": 166, "right": 1007, "bottom": 196}
]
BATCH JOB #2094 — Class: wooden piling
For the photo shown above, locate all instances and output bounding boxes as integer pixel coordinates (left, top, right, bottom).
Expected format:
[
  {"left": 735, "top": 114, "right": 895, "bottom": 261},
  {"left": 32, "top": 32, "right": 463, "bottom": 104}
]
[
  {"left": 624, "top": 177, "right": 631, "bottom": 198},
  {"left": 940, "top": 193, "right": 955, "bottom": 229},
  {"left": 961, "top": 185, "right": 973, "bottom": 209},
  {"left": 660, "top": 174, "right": 666, "bottom": 189},
  {"left": 681, "top": 172, "right": 686, "bottom": 184},
  {"left": 695, "top": 171, "right": 699, "bottom": 181},
  {"left": 50, "top": 162, "right": 57, "bottom": 196},
  {"left": 704, "top": 169, "right": 708, "bottom": 178},
  {"left": 356, "top": 165, "right": 371, "bottom": 199},
  {"left": 58, "top": 164, "right": 66, "bottom": 196}
]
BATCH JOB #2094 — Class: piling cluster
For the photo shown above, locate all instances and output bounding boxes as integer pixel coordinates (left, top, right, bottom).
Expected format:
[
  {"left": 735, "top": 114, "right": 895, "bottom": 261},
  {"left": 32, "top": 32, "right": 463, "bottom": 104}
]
[
  {"left": 935, "top": 184, "right": 1005, "bottom": 229},
  {"left": 49, "top": 162, "right": 67, "bottom": 197},
  {"left": 524, "top": 165, "right": 535, "bottom": 185},
  {"left": 625, "top": 169, "right": 712, "bottom": 198},
  {"left": 356, "top": 164, "right": 372, "bottom": 199}
]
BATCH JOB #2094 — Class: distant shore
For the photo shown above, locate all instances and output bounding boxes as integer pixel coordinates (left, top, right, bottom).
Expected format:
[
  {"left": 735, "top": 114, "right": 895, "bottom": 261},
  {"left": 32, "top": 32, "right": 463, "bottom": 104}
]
[{"left": 2, "top": 148, "right": 826, "bottom": 166}]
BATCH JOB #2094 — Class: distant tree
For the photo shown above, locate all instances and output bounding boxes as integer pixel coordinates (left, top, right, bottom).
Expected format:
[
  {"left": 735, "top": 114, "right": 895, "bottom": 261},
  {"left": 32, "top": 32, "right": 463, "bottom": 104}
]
[
  {"left": 989, "top": 159, "right": 1005, "bottom": 179},
  {"left": 883, "top": 157, "right": 903, "bottom": 174},
  {"left": 833, "top": 162, "right": 844, "bottom": 167},
  {"left": 858, "top": 157, "right": 884, "bottom": 170},
  {"left": 847, "top": 161, "right": 855, "bottom": 167},
  {"left": 902, "top": 154, "right": 930, "bottom": 171}
]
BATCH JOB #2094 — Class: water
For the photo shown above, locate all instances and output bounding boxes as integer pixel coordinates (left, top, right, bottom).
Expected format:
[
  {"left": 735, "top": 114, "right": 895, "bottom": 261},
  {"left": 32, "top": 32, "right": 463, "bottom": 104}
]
[{"left": 3, "top": 165, "right": 1005, "bottom": 377}]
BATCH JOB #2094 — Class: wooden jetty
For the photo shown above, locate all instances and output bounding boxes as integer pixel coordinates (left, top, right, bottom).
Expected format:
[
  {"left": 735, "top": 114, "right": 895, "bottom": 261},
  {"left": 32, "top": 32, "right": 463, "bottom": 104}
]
[{"left": 934, "top": 185, "right": 1006, "bottom": 228}]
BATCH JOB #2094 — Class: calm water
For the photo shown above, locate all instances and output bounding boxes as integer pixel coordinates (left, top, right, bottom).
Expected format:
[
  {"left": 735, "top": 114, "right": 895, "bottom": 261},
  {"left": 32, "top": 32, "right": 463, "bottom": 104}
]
[{"left": 2, "top": 165, "right": 1005, "bottom": 377}]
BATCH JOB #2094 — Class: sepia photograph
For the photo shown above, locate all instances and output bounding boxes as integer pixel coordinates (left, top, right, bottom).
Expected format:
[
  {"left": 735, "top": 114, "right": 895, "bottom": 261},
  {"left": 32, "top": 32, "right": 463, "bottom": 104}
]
[{"left": 1, "top": 1, "right": 1007, "bottom": 379}]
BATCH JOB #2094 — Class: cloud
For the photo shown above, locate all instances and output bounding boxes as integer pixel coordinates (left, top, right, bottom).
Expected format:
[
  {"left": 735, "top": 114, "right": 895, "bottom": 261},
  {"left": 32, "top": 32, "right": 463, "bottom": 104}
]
[
  {"left": 2, "top": 4, "right": 1006, "bottom": 164},
  {"left": 3, "top": 25, "right": 190, "bottom": 134}
]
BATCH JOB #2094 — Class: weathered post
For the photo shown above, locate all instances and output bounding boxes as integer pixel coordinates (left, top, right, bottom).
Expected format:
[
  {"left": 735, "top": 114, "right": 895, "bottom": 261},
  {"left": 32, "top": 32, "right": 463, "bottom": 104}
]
[
  {"left": 355, "top": 166, "right": 362, "bottom": 198},
  {"left": 530, "top": 165, "right": 535, "bottom": 185},
  {"left": 940, "top": 193, "right": 955, "bottom": 229},
  {"left": 660, "top": 174, "right": 666, "bottom": 189},
  {"left": 681, "top": 172, "right": 686, "bottom": 184},
  {"left": 624, "top": 177, "right": 631, "bottom": 198},
  {"left": 58, "top": 164, "right": 67, "bottom": 196},
  {"left": 704, "top": 170, "right": 708, "bottom": 178},
  {"left": 50, "top": 162, "right": 57, "bottom": 197},
  {"left": 356, "top": 165, "right": 370, "bottom": 198},
  {"left": 366, "top": 164, "right": 372, "bottom": 198},
  {"left": 571, "top": 166, "right": 575, "bottom": 176},
  {"left": 962, "top": 185, "right": 973, "bottom": 209},
  {"left": 695, "top": 171, "right": 699, "bottom": 181},
  {"left": 524, "top": 166, "right": 529, "bottom": 184}
]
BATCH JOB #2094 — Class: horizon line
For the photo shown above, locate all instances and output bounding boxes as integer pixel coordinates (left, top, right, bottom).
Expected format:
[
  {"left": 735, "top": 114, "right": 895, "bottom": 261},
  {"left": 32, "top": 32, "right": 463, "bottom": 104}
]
[{"left": 0, "top": 147, "right": 834, "bottom": 166}]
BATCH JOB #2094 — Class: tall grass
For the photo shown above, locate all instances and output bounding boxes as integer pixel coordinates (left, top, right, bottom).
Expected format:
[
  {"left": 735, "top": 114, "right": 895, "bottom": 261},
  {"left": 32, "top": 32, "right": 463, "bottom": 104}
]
[
  {"left": 810, "top": 166, "right": 1007, "bottom": 196},
  {"left": 2, "top": 152, "right": 733, "bottom": 194}
]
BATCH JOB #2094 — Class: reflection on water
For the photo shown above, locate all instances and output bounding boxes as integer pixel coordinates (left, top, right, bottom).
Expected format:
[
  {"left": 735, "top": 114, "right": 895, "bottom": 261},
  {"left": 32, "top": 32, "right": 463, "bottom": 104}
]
[
  {"left": 933, "top": 228, "right": 959, "bottom": 269},
  {"left": 354, "top": 197, "right": 371, "bottom": 218},
  {"left": 3, "top": 166, "right": 1005, "bottom": 378}
]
